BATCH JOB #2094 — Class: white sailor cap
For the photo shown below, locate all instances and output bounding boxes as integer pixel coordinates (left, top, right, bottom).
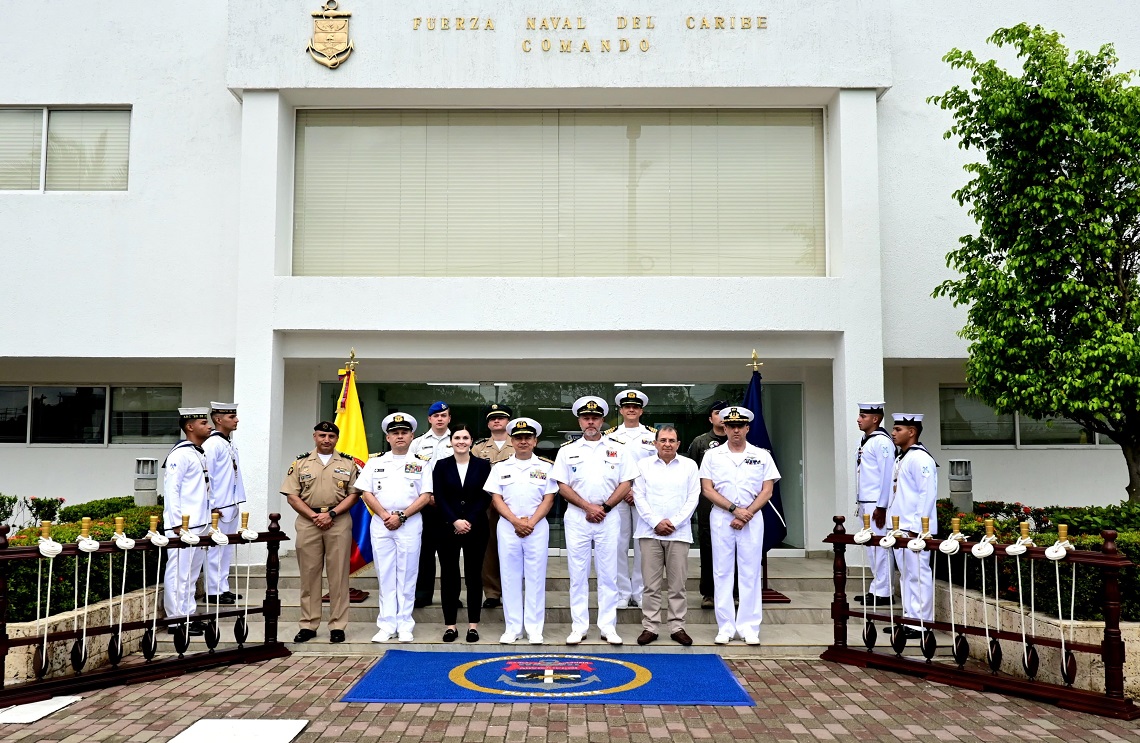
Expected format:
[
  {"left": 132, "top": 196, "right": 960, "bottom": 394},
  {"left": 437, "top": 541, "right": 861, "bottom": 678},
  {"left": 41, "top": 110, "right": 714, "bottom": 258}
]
[
  {"left": 892, "top": 413, "right": 924, "bottom": 426},
  {"left": 508, "top": 417, "right": 542, "bottom": 437},
  {"left": 720, "top": 406, "right": 754, "bottom": 425},
  {"left": 572, "top": 396, "right": 609, "bottom": 417},
  {"left": 858, "top": 401, "right": 886, "bottom": 414},
  {"left": 210, "top": 402, "right": 238, "bottom": 414},
  {"left": 615, "top": 389, "right": 649, "bottom": 408},
  {"left": 382, "top": 412, "right": 417, "bottom": 433},
  {"left": 178, "top": 407, "right": 210, "bottom": 421}
]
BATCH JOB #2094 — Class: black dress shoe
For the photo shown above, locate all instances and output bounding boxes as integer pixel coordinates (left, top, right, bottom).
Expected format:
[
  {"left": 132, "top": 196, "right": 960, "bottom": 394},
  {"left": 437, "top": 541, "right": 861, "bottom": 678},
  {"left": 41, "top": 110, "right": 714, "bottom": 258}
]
[
  {"left": 482, "top": 597, "right": 502, "bottom": 609},
  {"left": 443, "top": 628, "right": 459, "bottom": 642},
  {"left": 869, "top": 595, "right": 892, "bottom": 606},
  {"left": 902, "top": 626, "right": 923, "bottom": 640},
  {"left": 293, "top": 628, "right": 317, "bottom": 643},
  {"left": 330, "top": 630, "right": 345, "bottom": 643},
  {"left": 188, "top": 620, "right": 208, "bottom": 636},
  {"left": 466, "top": 628, "right": 480, "bottom": 643},
  {"left": 853, "top": 593, "right": 867, "bottom": 604},
  {"left": 221, "top": 591, "right": 243, "bottom": 601}
]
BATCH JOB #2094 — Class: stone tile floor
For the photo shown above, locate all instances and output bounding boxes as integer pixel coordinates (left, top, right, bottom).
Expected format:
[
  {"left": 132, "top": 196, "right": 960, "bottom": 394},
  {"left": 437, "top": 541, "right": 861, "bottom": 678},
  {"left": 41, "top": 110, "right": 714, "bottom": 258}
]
[{"left": 4, "top": 656, "right": 1138, "bottom": 742}]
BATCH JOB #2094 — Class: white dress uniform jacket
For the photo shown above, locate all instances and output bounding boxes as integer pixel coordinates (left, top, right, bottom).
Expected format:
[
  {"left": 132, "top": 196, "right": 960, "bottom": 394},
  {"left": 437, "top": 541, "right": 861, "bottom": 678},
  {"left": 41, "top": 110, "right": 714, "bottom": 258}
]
[
  {"left": 856, "top": 428, "right": 895, "bottom": 598},
  {"left": 204, "top": 431, "right": 247, "bottom": 596},
  {"left": 162, "top": 441, "right": 211, "bottom": 618},
  {"left": 890, "top": 443, "right": 938, "bottom": 622},
  {"left": 485, "top": 455, "right": 559, "bottom": 641},
  {"left": 355, "top": 452, "right": 434, "bottom": 635},
  {"left": 606, "top": 424, "right": 656, "bottom": 603},
  {"left": 699, "top": 443, "right": 782, "bottom": 641},
  {"left": 409, "top": 430, "right": 454, "bottom": 466},
  {"left": 551, "top": 438, "right": 638, "bottom": 634}
]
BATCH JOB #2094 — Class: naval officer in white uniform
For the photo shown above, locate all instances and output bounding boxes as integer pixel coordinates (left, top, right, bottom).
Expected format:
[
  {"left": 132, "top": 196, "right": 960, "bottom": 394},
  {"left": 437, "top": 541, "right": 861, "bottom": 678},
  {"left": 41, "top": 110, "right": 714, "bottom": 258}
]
[
  {"left": 853, "top": 401, "right": 895, "bottom": 606},
  {"left": 551, "top": 396, "right": 637, "bottom": 646},
  {"left": 698, "top": 406, "right": 781, "bottom": 645},
  {"left": 485, "top": 417, "right": 558, "bottom": 645},
  {"left": 880, "top": 413, "right": 938, "bottom": 635},
  {"left": 606, "top": 389, "right": 656, "bottom": 607},
  {"left": 354, "top": 412, "right": 433, "bottom": 643},
  {"left": 162, "top": 407, "right": 213, "bottom": 636},
  {"left": 204, "top": 402, "right": 246, "bottom": 605}
]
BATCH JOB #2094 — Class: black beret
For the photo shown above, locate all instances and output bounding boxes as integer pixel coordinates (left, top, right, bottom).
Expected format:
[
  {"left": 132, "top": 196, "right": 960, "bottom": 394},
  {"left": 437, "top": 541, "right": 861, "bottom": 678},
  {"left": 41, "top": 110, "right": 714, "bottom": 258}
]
[{"left": 314, "top": 421, "right": 340, "bottom": 434}]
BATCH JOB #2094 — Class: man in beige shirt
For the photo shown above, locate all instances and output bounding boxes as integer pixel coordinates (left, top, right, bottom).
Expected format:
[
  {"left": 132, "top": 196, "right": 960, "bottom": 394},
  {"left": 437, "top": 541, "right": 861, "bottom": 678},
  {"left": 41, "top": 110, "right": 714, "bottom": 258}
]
[
  {"left": 471, "top": 403, "right": 514, "bottom": 608},
  {"left": 280, "top": 421, "right": 360, "bottom": 644}
]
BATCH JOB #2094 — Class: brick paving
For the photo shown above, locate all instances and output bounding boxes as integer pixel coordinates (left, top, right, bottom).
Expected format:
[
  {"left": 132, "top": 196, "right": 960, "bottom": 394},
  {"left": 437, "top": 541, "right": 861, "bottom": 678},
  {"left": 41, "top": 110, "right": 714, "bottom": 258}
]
[{"left": 4, "top": 656, "right": 1138, "bottom": 742}]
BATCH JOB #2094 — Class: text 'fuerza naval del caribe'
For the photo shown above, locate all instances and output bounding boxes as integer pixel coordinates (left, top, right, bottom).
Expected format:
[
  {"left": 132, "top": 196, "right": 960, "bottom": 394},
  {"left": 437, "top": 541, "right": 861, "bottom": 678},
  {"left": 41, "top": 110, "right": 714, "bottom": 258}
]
[{"left": 410, "top": 14, "right": 770, "bottom": 55}]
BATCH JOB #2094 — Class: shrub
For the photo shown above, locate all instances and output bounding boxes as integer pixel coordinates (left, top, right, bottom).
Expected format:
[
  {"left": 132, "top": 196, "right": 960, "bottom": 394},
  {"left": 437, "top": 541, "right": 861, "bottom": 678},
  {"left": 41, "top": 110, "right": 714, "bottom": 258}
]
[
  {"left": 58, "top": 496, "right": 138, "bottom": 524},
  {"left": 26, "top": 496, "right": 66, "bottom": 524},
  {"left": 4, "top": 506, "right": 165, "bottom": 623},
  {"left": 0, "top": 494, "right": 18, "bottom": 525}
]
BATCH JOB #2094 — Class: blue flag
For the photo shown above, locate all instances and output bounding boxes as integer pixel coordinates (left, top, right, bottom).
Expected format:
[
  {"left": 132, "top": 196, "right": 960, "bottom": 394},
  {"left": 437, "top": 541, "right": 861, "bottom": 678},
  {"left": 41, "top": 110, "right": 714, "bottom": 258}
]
[{"left": 742, "top": 370, "right": 788, "bottom": 552}]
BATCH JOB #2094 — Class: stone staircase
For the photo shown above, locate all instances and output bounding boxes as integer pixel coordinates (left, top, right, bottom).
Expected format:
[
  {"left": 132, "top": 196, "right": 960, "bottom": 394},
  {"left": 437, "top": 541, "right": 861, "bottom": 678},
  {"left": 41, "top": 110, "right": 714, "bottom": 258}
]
[{"left": 158, "top": 554, "right": 953, "bottom": 659}]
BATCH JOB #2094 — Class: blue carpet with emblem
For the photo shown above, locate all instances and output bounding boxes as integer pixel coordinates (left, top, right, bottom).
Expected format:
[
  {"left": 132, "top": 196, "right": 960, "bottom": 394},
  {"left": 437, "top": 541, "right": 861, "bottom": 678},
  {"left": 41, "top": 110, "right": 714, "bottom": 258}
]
[{"left": 342, "top": 650, "right": 754, "bottom": 705}]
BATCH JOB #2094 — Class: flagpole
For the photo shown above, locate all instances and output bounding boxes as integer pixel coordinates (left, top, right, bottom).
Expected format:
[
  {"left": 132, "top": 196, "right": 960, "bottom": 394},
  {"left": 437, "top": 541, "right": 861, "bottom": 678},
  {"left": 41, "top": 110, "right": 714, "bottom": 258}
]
[{"left": 745, "top": 349, "right": 791, "bottom": 605}]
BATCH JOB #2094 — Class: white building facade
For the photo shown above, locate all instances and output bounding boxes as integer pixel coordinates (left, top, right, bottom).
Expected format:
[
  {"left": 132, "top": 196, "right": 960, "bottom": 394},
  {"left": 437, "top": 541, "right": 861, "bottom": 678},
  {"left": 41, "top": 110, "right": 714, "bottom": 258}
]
[{"left": 1, "top": 1, "right": 1134, "bottom": 550}]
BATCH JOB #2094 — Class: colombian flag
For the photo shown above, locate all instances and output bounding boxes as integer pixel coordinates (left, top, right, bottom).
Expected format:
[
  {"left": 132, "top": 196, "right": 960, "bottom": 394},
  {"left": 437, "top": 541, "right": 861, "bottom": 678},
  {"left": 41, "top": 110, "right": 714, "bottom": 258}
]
[{"left": 334, "top": 367, "right": 373, "bottom": 573}]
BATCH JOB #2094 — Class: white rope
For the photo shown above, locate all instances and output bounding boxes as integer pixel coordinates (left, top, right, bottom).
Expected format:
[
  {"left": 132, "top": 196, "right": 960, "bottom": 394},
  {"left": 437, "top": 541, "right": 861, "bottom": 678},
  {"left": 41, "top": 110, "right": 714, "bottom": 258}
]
[
  {"left": 1054, "top": 558, "right": 1067, "bottom": 661},
  {"left": 945, "top": 550, "right": 956, "bottom": 635},
  {"left": 116, "top": 550, "right": 129, "bottom": 638},
  {"left": 993, "top": 554, "right": 1001, "bottom": 634},
  {"left": 79, "top": 551, "right": 93, "bottom": 649},
  {"left": 72, "top": 557, "right": 79, "bottom": 632},
  {"left": 979, "top": 551, "right": 991, "bottom": 645},
  {"left": 1030, "top": 560, "right": 1036, "bottom": 638},
  {"left": 151, "top": 548, "right": 163, "bottom": 633},
  {"left": 1069, "top": 562, "right": 1077, "bottom": 646},
  {"left": 40, "top": 558, "right": 54, "bottom": 667},
  {"left": 35, "top": 559, "right": 42, "bottom": 635}
]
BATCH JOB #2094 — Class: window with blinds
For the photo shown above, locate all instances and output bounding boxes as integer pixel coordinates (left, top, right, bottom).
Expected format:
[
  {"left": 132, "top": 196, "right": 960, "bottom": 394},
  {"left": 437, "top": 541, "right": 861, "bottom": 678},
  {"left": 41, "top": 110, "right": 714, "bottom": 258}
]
[
  {"left": 0, "top": 110, "right": 43, "bottom": 190},
  {"left": 0, "top": 108, "right": 130, "bottom": 191},
  {"left": 293, "top": 109, "right": 826, "bottom": 277},
  {"left": 46, "top": 110, "right": 130, "bottom": 191}
]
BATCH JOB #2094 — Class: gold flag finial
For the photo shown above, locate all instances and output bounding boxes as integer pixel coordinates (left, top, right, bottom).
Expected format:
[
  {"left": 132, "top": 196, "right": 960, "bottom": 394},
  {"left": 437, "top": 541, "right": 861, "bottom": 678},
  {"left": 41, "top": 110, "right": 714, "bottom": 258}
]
[
  {"left": 747, "top": 349, "right": 764, "bottom": 372},
  {"left": 345, "top": 347, "right": 359, "bottom": 372}
]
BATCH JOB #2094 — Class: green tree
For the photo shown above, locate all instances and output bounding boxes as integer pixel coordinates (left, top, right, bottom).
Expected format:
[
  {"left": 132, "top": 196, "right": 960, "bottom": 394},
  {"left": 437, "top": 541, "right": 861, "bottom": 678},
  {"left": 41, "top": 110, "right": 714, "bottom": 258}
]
[{"left": 930, "top": 24, "right": 1140, "bottom": 501}]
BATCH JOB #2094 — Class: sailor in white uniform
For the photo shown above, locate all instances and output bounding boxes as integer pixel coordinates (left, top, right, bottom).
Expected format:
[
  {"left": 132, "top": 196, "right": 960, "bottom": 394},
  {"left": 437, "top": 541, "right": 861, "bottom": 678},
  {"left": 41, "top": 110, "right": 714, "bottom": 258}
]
[
  {"left": 162, "top": 407, "right": 214, "bottom": 636},
  {"left": 204, "top": 402, "right": 246, "bottom": 605},
  {"left": 354, "top": 412, "right": 433, "bottom": 643},
  {"left": 884, "top": 413, "right": 939, "bottom": 635},
  {"left": 853, "top": 401, "right": 895, "bottom": 606},
  {"left": 485, "top": 417, "right": 558, "bottom": 644},
  {"left": 606, "top": 389, "right": 656, "bottom": 607},
  {"left": 698, "top": 406, "right": 781, "bottom": 645},
  {"left": 551, "top": 396, "right": 637, "bottom": 646}
]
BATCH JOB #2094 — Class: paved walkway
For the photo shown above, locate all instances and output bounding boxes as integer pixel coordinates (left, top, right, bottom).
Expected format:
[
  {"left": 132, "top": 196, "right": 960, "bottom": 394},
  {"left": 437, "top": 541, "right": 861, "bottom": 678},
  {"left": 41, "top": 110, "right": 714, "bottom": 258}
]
[{"left": 6, "top": 656, "right": 1137, "bottom": 742}]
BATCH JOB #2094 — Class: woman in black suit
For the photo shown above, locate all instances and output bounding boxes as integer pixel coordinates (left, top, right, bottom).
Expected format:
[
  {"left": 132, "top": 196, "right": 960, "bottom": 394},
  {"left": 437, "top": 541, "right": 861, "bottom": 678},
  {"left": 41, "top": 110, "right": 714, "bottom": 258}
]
[{"left": 429, "top": 424, "right": 493, "bottom": 642}]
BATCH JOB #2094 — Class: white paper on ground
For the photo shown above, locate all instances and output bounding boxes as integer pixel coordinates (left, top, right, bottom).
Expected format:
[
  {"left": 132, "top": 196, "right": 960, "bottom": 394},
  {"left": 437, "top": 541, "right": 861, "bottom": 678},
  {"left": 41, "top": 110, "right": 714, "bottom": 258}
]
[
  {"left": 0, "top": 696, "right": 82, "bottom": 723},
  {"left": 169, "top": 719, "right": 309, "bottom": 743}
]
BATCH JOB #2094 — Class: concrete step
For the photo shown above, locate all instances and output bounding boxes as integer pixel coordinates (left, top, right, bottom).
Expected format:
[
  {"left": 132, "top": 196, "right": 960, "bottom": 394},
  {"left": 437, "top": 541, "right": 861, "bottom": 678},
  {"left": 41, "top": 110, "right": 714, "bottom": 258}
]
[
  {"left": 156, "top": 616, "right": 957, "bottom": 659},
  {"left": 200, "top": 589, "right": 832, "bottom": 626}
]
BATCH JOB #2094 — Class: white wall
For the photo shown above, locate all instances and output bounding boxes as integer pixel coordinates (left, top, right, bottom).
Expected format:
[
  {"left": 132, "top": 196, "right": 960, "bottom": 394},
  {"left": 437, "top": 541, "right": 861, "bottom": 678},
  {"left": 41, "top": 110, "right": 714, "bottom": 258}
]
[{"left": 887, "top": 363, "right": 1129, "bottom": 507}]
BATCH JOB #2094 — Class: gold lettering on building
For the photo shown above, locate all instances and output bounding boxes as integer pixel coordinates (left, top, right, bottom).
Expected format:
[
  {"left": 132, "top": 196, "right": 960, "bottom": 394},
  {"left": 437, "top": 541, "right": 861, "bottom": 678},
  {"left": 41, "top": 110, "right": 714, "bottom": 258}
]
[
  {"left": 580, "top": 40, "right": 590, "bottom": 52},
  {"left": 413, "top": 16, "right": 495, "bottom": 30},
  {"left": 600, "top": 39, "right": 610, "bottom": 52},
  {"left": 684, "top": 16, "right": 768, "bottom": 30},
  {"left": 560, "top": 39, "right": 573, "bottom": 52},
  {"left": 522, "top": 39, "right": 532, "bottom": 51}
]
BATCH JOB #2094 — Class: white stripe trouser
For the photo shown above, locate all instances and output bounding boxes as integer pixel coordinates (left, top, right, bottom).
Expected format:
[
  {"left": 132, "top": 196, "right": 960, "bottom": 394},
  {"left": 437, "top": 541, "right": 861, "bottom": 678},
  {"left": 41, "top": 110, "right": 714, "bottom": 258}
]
[
  {"left": 206, "top": 506, "right": 239, "bottom": 595},
  {"left": 498, "top": 518, "right": 549, "bottom": 640},
  {"left": 564, "top": 505, "right": 620, "bottom": 633},
  {"left": 163, "top": 532, "right": 207, "bottom": 619},
  {"left": 856, "top": 502, "right": 891, "bottom": 597},
  {"left": 711, "top": 509, "right": 764, "bottom": 639},
  {"left": 894, "top": 548, "right": 934, "bottom": 622},
  {"left": 371, "top": 513, "right": 422, "bottom": 634},
  {"left": 615, "top": 501, "right": 643, "bottom": 602}
]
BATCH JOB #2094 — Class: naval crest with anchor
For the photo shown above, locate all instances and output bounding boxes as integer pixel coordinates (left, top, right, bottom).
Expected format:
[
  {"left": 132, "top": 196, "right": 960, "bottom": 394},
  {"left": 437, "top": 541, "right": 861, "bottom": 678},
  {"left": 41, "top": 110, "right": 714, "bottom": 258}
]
[{"left": 307, "top": 1, "right": 354, "bottom": 69}]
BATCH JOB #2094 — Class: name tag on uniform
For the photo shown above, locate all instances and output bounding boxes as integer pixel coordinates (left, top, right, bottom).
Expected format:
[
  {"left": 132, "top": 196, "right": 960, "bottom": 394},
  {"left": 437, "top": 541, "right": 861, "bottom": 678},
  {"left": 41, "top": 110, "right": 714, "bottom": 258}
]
[
  {"left": 299, "top": 473, "right": 314, "bottom": 482},
  {"left": 641, "top": 438, "right": 653, "bottom": 446},
  {"left": 500, "top": 473, "right": 513, "bottom": 481},
  {"left": 744, "top": 457, "right": 762, "bottom": 465},
  {"left": 606, "top": 450, "right": 618, "bottom": 458},
  {"left": 405, "top": 463, "right": 423, "bottom": 474},
  {"left": 334, "top": 468, "right": 350, "bottom": 476}
]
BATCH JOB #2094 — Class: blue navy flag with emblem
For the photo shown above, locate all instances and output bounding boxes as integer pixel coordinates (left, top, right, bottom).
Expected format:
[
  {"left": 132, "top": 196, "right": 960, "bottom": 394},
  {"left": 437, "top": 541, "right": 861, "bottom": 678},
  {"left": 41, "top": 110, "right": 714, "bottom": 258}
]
[{"left": 742, "top": 370, "right": 788, "bottom": 552}]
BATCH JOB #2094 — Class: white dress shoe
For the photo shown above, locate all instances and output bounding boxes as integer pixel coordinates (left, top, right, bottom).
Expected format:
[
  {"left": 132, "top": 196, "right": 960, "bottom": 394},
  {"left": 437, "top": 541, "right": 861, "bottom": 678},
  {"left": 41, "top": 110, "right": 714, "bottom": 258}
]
[
  {"left": 743, "top": 634, "right": 761, "bottom": 645},
  {"left": 600, "top": 627, "right": 624, "bottom": 645},
  {"left": 714, "top": 632, "right": 732, "bottom": 645},
  {"left": 565, "top": 629, "right": 585, "bottom": 645},
  {"left": 397, "top": 631, "right": 414, "bottom": 643},
  {"left": 528, "top": 635, "right": 544, "bottom": 645},
  {"left": 371, "top": 630, "right": 391, "bottom": 643},
  {"left": 499, "top": 632, "right": 518, "bottom": 644}
]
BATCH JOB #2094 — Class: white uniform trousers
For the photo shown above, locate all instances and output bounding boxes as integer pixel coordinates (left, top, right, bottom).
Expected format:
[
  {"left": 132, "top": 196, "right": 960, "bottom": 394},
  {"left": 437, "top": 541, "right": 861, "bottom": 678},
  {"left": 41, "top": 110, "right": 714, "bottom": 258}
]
[
  {"left": 163, "top": 540, "right": 207, "bottom": 619},
  {"left": 498, "top": 517, "right": 549, "bottom": 639},
  {"left": 856, "top": 502, "right": 891, "bottom": 597},
  {"left": 893, "top": 547, "right": 934, "bottom": 622},
  {"left": 370, "top": 513, "right": 423, "bottom": 634},
  {"left": 711, "top": 509, "right": 764, "bottom": 639},
  {"left": 564, "top": 506, "right": 620, "bottom": 633},
  {"left": 615, "top": 501, "right": 643, "bottom": 603},
  {"left": 205, "top": 506, "right": 239, "bottom": 595}
]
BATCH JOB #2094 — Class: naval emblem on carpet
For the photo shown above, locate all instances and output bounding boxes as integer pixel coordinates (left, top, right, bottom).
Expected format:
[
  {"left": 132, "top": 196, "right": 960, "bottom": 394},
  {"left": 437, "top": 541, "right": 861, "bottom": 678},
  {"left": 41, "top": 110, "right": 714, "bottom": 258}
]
[{"left": 342, "top": 650, "right": 754, "bottom": 705}]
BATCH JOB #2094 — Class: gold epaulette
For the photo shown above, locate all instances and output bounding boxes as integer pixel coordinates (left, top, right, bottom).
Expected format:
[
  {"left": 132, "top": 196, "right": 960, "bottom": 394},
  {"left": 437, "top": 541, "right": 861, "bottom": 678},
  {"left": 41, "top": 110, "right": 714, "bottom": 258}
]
[
  {"left": 560, "top": 439, "right": 574, "bottom": 447},
  {"left": 538, "top": 456, "right": 554, "bottom": 464},
  {"left": 645, "top": 425, "right": 658, "bottom": 433},
  {"left": 603, "top": 425, "right": 618, "bottom": 434},
  {"left": 368, "top": 451, "right": 383, "bottom": 459},
  {"left": 473, "top": 438, "right": 488, "bottom": 446}
]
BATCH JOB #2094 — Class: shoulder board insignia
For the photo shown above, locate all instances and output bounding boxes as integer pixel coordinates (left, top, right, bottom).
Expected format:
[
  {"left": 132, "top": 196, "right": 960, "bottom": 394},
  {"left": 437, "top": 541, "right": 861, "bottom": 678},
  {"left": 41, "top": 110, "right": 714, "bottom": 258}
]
[
  {"left": 296, "top": 451, "right": 311, "bottom": 461},
  {"left": 538, "top": 456, "right": 554, "bottom": 464},
  {"left": 416, "top": 453, "right": 432, "bottom": 462},
  {"left": 339, "top": 451, "right": 354, "bottom": 459},
  {"left": 645, "top": 425, "right": 657, "bottom": 432},
  {"left": 607, "top": 436, "right": 626, "bottom": 445},
  {"left": 603, "top": 425, "right": 617, "bottom": 434},
  {"left": 474, "top": 438, "right": 488, "bottom": 445},
  {"left": 368, "top": 451, "right": 384, "bottom": 459}
]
